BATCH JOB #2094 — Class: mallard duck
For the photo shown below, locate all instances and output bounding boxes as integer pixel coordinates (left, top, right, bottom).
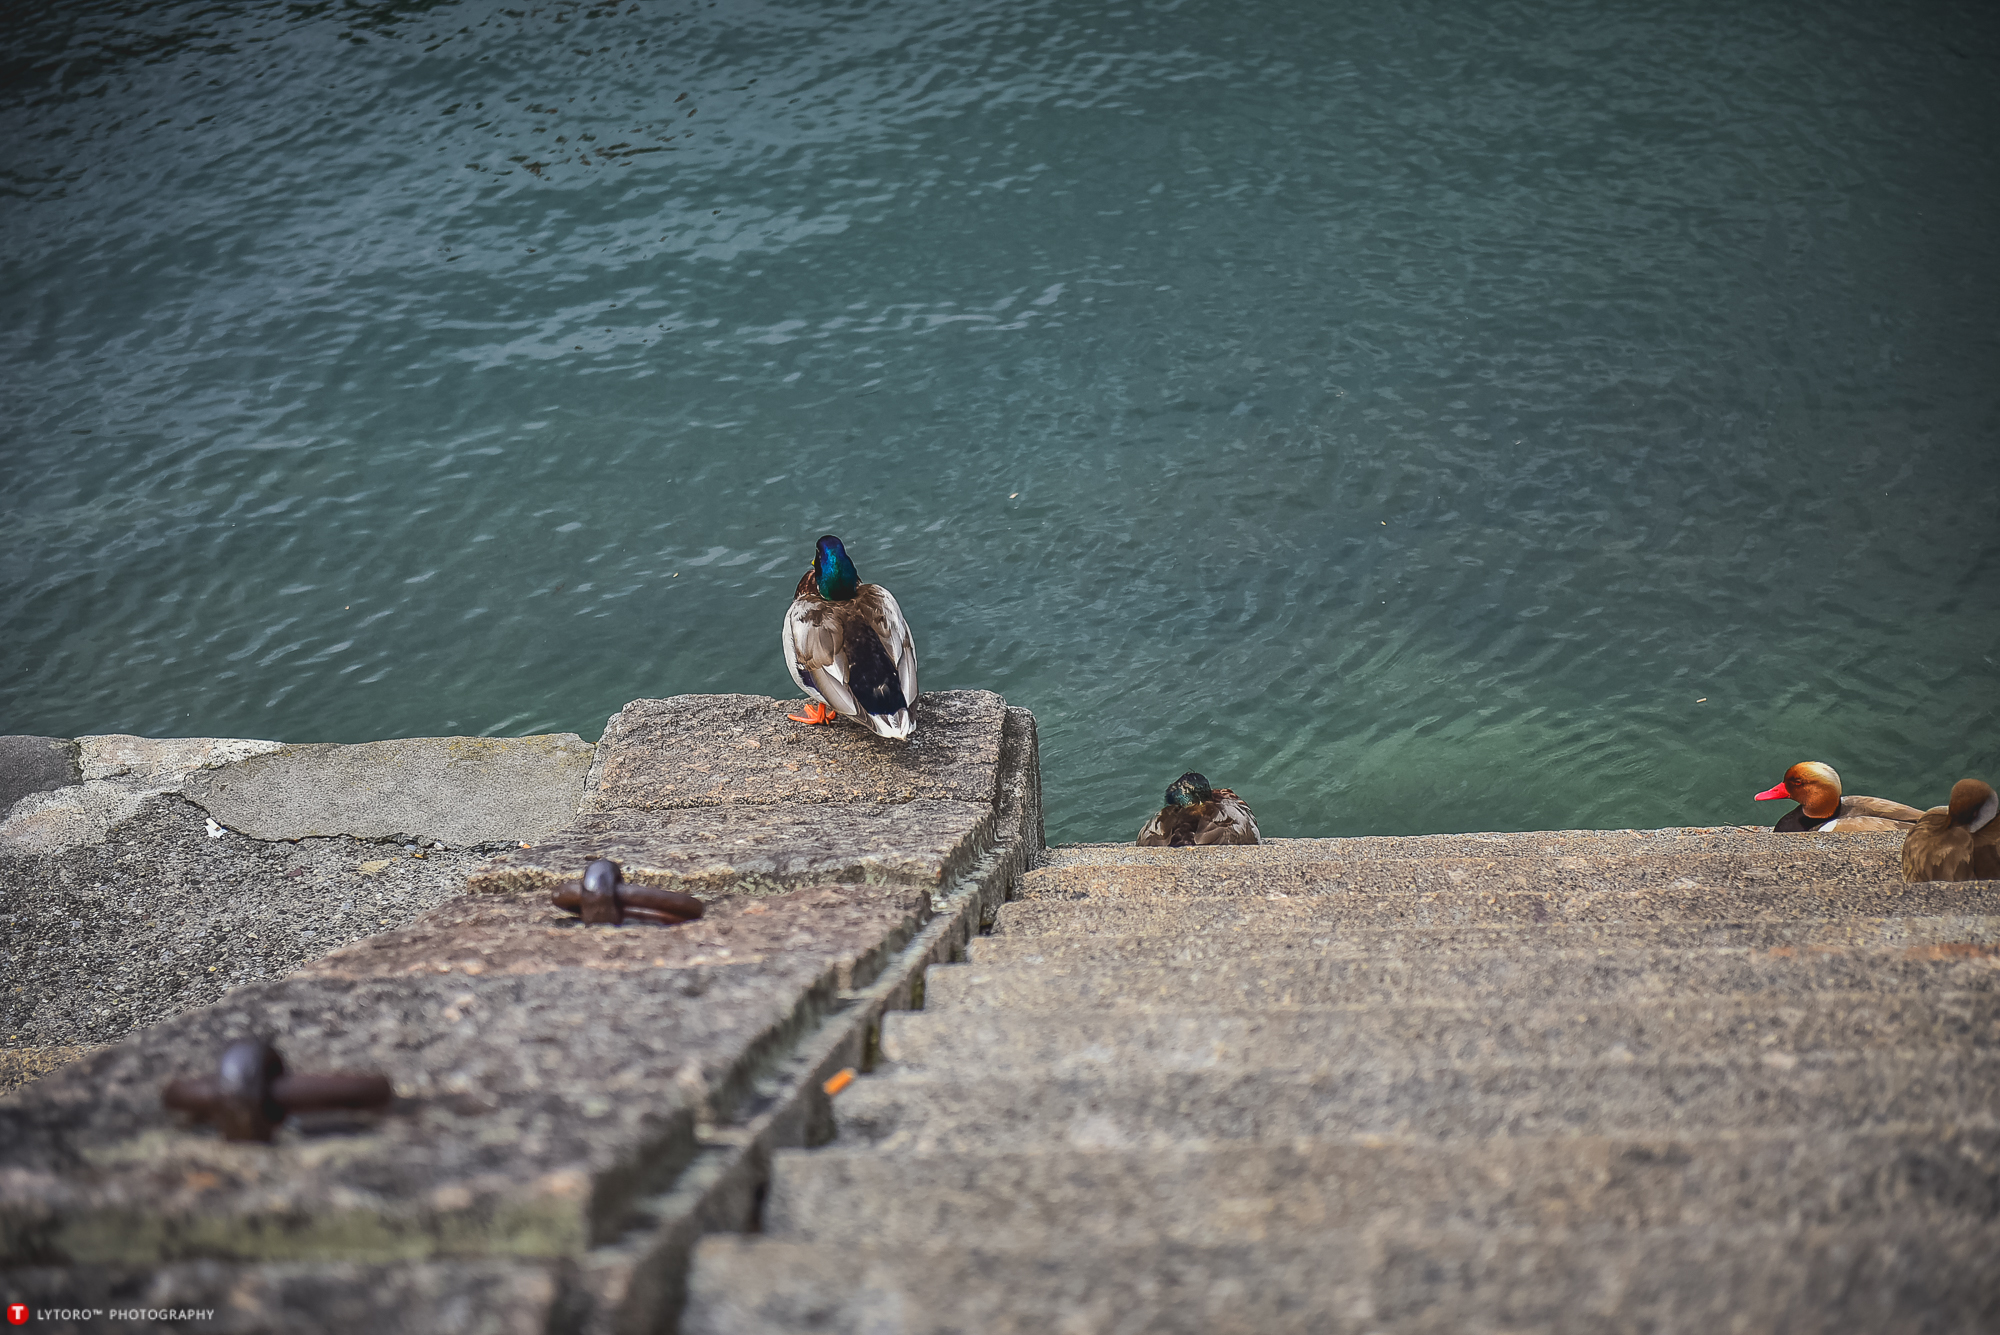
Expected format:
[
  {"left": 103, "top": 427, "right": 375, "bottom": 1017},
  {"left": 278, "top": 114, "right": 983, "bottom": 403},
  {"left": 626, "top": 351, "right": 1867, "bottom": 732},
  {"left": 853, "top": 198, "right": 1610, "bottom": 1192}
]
[
  {"left": 782, "top": 534, "right": 917, "bottom": 740},
  {"left": 1901, "top": 779, "right": 2000, "bottom": 882},
  {"left": 1137, "top": 772, "right": 1260, "bottom": 846},
  {"left": 1752, "top": 760, "right": 1923, "bottom": 832}
]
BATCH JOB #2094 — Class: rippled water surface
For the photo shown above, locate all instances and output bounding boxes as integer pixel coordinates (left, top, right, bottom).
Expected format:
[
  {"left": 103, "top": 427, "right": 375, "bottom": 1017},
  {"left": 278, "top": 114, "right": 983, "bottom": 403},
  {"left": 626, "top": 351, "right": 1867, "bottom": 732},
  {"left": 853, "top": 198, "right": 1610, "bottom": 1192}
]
[{"left": 3, "top": 0, "right": 1997, "bottom": 842}]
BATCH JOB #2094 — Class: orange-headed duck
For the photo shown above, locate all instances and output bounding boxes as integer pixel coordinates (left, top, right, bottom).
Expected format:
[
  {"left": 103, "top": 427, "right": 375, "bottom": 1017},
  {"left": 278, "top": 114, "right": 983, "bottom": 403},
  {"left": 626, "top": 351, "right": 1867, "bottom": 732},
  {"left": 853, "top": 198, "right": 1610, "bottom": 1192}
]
[
  {"left": 1137, "top": 772, "right": 1261, "bottom": 846},
  {"left": 1753, "top": 761, "right": 1924, "bottom": 832},
  {"left": 1900, "top": 779, "right": 2000, "bottom": 882}
]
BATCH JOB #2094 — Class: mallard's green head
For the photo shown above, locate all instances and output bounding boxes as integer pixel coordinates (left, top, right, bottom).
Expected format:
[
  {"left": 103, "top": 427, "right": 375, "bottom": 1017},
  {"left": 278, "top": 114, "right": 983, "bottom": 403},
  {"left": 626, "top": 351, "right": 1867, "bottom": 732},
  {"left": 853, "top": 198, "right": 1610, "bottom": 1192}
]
[
  {"left": 1164, "top": 772, "right": 1214, "bottom": 807},
  {"left": 813, "top": 534, "right": 861, "bottom": 601}
]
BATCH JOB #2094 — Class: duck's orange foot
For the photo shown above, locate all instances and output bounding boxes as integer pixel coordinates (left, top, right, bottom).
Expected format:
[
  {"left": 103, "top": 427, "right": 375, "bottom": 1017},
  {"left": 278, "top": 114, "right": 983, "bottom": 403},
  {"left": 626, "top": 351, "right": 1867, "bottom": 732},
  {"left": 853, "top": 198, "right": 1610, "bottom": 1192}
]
[{"left": 787, "top": 700, "right": 839, "bottom": 725}]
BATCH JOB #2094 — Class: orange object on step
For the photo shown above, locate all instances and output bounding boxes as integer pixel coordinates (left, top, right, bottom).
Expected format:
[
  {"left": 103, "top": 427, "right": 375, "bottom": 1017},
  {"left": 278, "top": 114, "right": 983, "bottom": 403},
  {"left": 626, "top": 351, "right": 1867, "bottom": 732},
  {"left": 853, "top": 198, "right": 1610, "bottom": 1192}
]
[{"left": 822, "top": 1067, "right": 856, "bottom": 1097}]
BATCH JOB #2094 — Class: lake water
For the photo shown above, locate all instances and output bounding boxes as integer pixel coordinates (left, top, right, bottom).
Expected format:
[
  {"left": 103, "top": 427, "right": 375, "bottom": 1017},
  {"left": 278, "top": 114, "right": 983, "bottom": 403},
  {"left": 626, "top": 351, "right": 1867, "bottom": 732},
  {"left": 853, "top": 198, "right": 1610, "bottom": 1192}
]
[{"left": 3, "top": 0, "right": 1996, "bottom": 843}]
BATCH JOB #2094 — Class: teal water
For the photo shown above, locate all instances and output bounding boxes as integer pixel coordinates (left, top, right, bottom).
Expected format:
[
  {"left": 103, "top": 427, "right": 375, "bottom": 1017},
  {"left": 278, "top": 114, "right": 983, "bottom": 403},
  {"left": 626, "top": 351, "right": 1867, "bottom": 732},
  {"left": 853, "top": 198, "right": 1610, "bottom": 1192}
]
[{"left": 3, "top": 0, "right": 1996, "bottom": 843}]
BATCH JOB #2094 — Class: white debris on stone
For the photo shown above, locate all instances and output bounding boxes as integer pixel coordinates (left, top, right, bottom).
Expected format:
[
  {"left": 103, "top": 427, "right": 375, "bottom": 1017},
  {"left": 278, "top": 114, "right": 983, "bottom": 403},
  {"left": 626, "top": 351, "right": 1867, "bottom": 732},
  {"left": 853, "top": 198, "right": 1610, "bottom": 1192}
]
[{"left": 204, "top": 818, "right": 226, "bottom": 839}]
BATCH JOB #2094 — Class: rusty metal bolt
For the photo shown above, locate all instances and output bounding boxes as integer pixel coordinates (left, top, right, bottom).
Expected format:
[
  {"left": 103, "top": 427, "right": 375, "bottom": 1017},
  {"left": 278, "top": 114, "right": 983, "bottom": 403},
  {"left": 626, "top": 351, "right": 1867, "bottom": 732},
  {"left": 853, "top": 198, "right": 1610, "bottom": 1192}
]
[
  {"left": 552, "top": 858, "right": 705, "bottom": 926},
  {"left": 162, "top": 1039, "right": 394, "bottom": 1143}
]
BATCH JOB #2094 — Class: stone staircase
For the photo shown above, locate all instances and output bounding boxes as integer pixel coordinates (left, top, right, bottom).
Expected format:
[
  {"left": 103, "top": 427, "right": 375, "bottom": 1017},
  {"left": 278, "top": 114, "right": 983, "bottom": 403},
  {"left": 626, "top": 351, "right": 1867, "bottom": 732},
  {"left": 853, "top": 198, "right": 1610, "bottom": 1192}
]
[
  {"left": 686, "top": 828, "right": 2000, "bottom": 1334},
  {"left": 1, "top": 693, "right": 1044, "bottom": 1334}
]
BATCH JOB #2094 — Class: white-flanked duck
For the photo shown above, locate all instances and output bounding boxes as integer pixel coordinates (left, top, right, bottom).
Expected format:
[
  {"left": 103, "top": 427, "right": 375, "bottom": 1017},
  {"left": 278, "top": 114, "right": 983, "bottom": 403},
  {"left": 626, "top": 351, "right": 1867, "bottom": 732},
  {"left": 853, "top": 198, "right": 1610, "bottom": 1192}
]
[
  {"left": 1901, "top": 779, "right": 2000, "bottom": 882},
  {"left": 1137, "top": 772, "right": 1261, "bottom": 846},
  {"left": 782, "top": 534, "right": 918, "bottom": 740},
  {"left": 1752, "top": 760, "right": 1923, "bottom": 832}
]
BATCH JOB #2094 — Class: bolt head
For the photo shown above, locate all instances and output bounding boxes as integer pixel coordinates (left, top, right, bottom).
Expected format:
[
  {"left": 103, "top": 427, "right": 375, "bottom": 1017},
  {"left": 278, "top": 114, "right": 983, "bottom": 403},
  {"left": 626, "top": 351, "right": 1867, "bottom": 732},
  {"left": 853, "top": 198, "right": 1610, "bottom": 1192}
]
[
  {"left": 580, "top": 859, "right": 623, "bottom": 925},
  {"left": 216, "top": 1039, "right": 286, "bottom": 1142}
]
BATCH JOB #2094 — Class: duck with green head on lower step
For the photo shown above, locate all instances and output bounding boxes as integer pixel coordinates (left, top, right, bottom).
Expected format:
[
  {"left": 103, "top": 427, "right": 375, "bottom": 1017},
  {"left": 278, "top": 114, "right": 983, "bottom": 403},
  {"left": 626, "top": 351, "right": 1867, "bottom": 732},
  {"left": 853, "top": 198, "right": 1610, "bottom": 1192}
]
[
  {"left": 1137, "top": 772, "right": 1261, "bottom": 846},
  {"left": 782, "top": 534, "right": 918, "bottom": 740}
]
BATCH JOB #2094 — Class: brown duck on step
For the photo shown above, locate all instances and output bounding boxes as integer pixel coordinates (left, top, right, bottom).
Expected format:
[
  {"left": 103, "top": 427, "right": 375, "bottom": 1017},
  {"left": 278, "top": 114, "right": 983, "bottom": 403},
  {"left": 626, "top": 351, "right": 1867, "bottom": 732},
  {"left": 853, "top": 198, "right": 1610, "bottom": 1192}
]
[
  {"left": 1752, "top": 761, "right": 1924, "bottom": 832},
  {"left": 1137, "top": 772, "right": 1261, "bottom": 846},
  {"left": 1901, "top": 779, "right": 2000, "bottom": 882}
]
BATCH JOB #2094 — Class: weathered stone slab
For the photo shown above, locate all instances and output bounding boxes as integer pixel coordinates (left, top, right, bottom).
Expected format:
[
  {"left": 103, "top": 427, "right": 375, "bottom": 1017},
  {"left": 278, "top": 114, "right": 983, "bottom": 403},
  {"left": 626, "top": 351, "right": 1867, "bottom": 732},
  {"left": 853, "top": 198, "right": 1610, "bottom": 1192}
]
[
  {"left": 994, "top": 879, "right": 2000, "bottom": 934},
  {"left": 766, "top": 1126, "right": 2000, "bottom": 1244},
  {"left": 1042, "top": 826, "right": 1911, "bottom": 868},
  {"left": 923, "top": 946, "right": 2000, "bottom": 1013},
  {"left": 2, "top": 795, "right": 485, "bottom": 1056},
  {"left": 182, "top": 734, "right": 593, "bottom": 846},
  {"left": 0, "top": 966, "right": 774, "bottom": 1264},
  {"left": 831, "top": 1054, "right": 2000, "bottom": 1152},
  {"left": 583, "top": 692, "right": 1007, "bottom": 814},
  {"left": 77, "top": 736, "right": 287, "bottom": 787},
  {"left": 301, "top": 881, "right": 931, "bottom": 998},
  {"left": 687, "top": 1223, "right": 2000, "bottom": 1335},
  {"left": 0, "top": 782, "right": 157, "bottom": 856},
  {"left": 467, "top": 802, "right": 993, "bottom": 898},
  {"left": 1, "top": 871, "right": 935, "bottom": 1268},
  {"left": 0, "top": 736, "right": 80, "bottom": 820},
  {"left": 967, "top": 915, "right": 2000, "bottom": 969},
  {"left": 880, "top": 992, "right": 2000, "bottom": 1075},
  {"left": 1, "top": 737, "right": 288, "bottom": 855},
  {"left": 1021, "top": 849, "right": 1912, "bottom": 901}
]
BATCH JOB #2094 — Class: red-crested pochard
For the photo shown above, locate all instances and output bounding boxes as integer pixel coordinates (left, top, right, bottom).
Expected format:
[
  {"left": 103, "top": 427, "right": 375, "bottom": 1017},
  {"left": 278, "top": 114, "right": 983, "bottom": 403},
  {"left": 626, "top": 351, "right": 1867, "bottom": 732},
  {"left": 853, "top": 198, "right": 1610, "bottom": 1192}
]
[
  {"left": 1753, "top": 761, "right": 1924, "bottom": 832},
  {"left": 1137, "top": 772, "right": 1261, "bottom": 846},
  {"left": 1900, "top": 779, "right": 2000, "bottom": 882}
]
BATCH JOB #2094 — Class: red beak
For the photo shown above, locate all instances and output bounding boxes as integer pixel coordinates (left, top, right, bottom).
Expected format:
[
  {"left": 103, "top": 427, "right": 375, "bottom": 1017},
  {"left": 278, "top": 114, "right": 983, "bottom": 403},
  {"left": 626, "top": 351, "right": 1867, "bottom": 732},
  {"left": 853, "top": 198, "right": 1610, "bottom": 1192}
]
[{"left": 1752, "top": 782, "right": 1791, "bottom": 802}]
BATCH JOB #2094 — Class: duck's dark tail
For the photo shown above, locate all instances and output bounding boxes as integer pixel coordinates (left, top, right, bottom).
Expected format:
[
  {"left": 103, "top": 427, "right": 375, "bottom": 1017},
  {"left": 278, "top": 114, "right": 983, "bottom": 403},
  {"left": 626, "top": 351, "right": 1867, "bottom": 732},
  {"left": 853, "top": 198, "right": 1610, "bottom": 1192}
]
[{"left": 847, "top": 627, "right": 910, "bottom": 719}]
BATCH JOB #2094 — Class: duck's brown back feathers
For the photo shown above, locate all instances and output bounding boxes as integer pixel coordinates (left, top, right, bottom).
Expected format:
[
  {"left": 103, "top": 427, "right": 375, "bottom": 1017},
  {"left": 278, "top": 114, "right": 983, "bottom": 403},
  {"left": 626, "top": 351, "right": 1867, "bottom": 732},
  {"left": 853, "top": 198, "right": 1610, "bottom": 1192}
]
[
  {"left": 1901, "top": 779, "right": 2000, "bottom": 882},
  {"left": 1137, "top": 788, "right": 1261, "bottom": 846}
]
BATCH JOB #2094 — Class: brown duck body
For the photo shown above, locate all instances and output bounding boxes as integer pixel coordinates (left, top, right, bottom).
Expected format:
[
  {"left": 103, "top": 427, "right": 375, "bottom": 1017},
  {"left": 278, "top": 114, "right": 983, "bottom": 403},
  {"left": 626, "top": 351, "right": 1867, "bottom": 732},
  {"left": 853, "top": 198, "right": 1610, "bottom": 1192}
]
[
  {"left": 1901, "top": 780, "right": 2000, "bottom": 882},
  {"left": 1137, "top": 788, "right": 1260, "bottom": 846},
  {"left": 1774, "top": 794, "right": 1927, "bottom": 833},
  {"left": 1756, "top": 761, "right": 1922, "bottom": 832}
]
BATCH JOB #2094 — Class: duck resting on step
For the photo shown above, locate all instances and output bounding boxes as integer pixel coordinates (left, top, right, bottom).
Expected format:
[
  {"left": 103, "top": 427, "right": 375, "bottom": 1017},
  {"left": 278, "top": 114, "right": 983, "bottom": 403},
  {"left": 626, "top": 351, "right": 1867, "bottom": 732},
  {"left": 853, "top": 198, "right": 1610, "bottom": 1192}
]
[
  {"left": 1137, "top": 772, "right": 1261, "bottom": 846},
  {"left": 782, "top": 534, "right": 918, "bottom": 741},
  {"left": 1900, "top": 779, "right": 2000, "bottom": 882},
  {"left": 1752, "top": 760, "right": 1923, "bottom": 832}
]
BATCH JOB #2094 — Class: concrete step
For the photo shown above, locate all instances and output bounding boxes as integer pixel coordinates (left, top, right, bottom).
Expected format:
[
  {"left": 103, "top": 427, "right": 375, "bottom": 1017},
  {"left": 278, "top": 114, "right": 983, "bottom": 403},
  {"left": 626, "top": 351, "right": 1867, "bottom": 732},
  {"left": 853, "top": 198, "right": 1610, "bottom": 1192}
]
[
  {"left": 830, "top": 1052, "right": 2000, "bottom": 1151},
  {"left": 995, "top": 879, "right": 2000, "bottom": 935},
  {"left": 1038, "top": 829, "right": 1908, "bottom": 871},
  {"left": 764, "top": 1125, "right": 2000, "bottom": 1243},
  {"left": 920, "top": 945, "right": 2000, "bottom": 1014},
  {"left": 1024, "top": 848, "right": 1914, "bottom": 901},
  {"left": 879, "top": 991, "right": 2000, "bottom": 1075},
  {"left": 684, "top": 1220, "right": 2000, "bottom": 1334},
  {"left": 967, "top": 914, "right": 2000, "bottom": 969}
]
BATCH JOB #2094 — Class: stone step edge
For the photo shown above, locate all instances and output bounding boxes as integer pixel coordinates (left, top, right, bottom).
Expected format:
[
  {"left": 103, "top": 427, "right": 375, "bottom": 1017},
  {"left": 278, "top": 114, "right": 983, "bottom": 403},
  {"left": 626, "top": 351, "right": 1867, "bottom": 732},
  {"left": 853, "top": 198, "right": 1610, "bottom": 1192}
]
[
  {"left": 884, "top": 988, "right": 2000, "bottom": 1021},
  {"left": 568, "top": 832, "right": 1027, "bottom": 1333},
  {"left": 848, "top": 1048, "right": 2000, "bottom": 1095},
  {"left": 969, "top": 917, "right": 2000, "bottom": 956},
  {"left": 1036, "top": 829, "right": 1907, "bottom": 861},
  {"left": 586, "top": 703, "right": 1031, "bottom": 1329},
  {"left": 686, "top": 1219, "right": 2000, "bottom": 1331},
  {"left": 555, "top": 705, "right": 1039, "bottom": 1333},
  {"left": 768, "top": 1118, "right": 1998, "bottom": 1171}
]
